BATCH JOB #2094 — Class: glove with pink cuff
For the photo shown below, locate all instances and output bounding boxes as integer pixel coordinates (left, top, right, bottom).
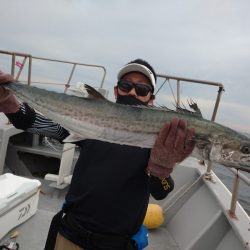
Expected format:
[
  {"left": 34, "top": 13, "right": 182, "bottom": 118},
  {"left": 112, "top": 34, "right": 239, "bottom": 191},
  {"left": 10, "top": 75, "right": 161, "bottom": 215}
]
[{"left": 0, "top": 72, "right": 20, "bottom": 114}]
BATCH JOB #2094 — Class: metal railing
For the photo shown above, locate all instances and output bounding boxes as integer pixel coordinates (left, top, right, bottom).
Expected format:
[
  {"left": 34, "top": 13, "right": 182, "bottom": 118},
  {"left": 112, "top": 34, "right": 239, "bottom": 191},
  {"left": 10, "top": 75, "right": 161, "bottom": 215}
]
[
  {"left": 155, "top": 73, "right": 249, "bottom": 217},
  {"left": 155, "top": 73, "right": 224, "bottom": 122},
  {"left": 0, "top": 49, "right": 107, "bottom": 92},
  {"left": 228, "top": 168, "right": 250, "bottom": 217}
]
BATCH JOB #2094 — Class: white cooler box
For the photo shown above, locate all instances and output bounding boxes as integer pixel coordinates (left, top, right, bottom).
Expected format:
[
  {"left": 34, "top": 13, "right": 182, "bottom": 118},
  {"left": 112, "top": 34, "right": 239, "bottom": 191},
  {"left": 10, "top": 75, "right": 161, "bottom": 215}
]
[{"left": 0, "top": 173, "right": 41, "bottom": 239}]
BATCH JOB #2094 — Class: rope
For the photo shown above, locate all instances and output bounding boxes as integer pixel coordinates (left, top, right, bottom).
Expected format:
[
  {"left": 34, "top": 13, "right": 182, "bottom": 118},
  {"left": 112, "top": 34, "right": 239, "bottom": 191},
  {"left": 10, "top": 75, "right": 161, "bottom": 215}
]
[
  {"left": 167, "top": 78, "right": 177, "bottom": 106},
  {"left": 164, "top": 174, "right": 204, "bottom": 212},
  {"left": 154, "top": 78, "right": 178, "bottom": 107},
  {"left": 43, "top": 137, "right": 75, "bottom": 153}
]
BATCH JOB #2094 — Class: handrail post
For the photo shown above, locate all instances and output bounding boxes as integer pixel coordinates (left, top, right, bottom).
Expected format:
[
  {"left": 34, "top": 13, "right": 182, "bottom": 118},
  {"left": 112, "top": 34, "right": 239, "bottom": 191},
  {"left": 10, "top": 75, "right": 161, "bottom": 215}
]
[
  {"left": 177, "top": 80, "right": 180, "bottom": 107},
  {"left": 11, "top": 54, "right": 16, "bottom": 77},
  {"left": 228, "top": 172, "right": 240, "bottom": 218},
  {"left": 204, "top": 160, "right": 213, "bottom": 180},
  {"left": 65, "top": 64, "right": 76, "bottom": 93},
  {"left": 28, "top": 56, "right": 32, "bottom": 86},
  {"left": 211, "top": 86, "right": 224, "bottom": 122},
  {"left": 15, "top": 56, "right": 27, "bottom": 81},
  {"left": 100, "top": 67, "right": 107, "bottom": 89}
]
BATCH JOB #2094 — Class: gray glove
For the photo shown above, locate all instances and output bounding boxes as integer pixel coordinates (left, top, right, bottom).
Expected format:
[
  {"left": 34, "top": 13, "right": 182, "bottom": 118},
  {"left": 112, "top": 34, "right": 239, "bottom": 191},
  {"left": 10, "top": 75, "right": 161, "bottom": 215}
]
[{"left": 147, "top": 118, "right": 195, "bottom": 178}]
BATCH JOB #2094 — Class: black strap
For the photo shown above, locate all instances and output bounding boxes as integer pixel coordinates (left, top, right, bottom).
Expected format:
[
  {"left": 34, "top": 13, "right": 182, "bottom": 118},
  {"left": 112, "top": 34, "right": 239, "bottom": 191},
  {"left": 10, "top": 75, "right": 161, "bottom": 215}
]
[
  {"left": 44, "top": 210, "right": 64, "bottom": 250},
  {"left": 64, "top": 214, "right": 135, "bottom": 249},
  {"left": 44, "top": 210, "right": 137, "bottom": 250}
]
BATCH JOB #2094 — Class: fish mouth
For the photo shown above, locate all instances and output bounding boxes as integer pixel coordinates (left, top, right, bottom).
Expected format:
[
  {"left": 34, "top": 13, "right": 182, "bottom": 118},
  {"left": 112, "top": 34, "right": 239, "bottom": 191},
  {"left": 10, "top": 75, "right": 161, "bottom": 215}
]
[
  {"left": 236, "top": 162, "right": 250, "bottom": 173},
  {"left": 228, "top": 162, "right": 250, "bottom": 173},
  {"left": 219, "top": 161, "right": 250, "bottom": 173},
  {"left": 237, "top": 167, "right": 250, "bottom": 173}
]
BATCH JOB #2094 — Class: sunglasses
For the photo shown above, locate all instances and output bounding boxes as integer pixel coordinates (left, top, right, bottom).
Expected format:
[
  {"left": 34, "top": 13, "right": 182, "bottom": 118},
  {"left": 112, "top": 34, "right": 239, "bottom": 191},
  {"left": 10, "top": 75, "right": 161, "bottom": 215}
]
[{"left": 117, "top": 80, "right": 153, "bottom": 97}]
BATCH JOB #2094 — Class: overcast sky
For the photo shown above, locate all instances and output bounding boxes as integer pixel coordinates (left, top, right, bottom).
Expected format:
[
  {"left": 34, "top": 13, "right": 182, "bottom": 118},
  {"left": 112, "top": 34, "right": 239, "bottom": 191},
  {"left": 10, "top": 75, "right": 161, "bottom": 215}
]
[{"left": 1, "top": 0, "right": 250, "bottom": 133}]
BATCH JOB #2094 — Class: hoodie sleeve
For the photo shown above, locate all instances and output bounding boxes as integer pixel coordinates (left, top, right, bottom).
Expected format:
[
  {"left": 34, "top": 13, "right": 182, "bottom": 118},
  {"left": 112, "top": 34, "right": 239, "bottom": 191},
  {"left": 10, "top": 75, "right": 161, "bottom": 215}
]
[{"left": 5, "top": 102, "right": 70, "bottom": 142}]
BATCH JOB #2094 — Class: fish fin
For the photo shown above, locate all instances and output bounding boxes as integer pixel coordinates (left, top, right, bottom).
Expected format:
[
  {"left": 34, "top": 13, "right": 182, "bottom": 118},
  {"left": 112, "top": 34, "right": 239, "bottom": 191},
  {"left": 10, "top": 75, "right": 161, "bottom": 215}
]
[
  {"left": 191, "top": 135, "right": 212, "bottom": 162},
  {"left": 154, "top": 104, "right": 172, "bottom": 111},
  {"left": 194, "top": 134, "right": 211, "bottom": 148},
  {"left": 153, "top": 100, "right": 203, "bottom": 118},
  {"left": 63, "top": 133, "right": 86, "bottom": 143},
  {"left": 174, "top": 99, "right": 203, "bottom": 118},
  {"left": 187, "top": 99, "right": 203, "bottom": 118},
  {"left": 194, "top": 135, "right": 212, "bottom": 161},
  {"left": 84, "top": 84, "right": 106, "bottom": 100}
]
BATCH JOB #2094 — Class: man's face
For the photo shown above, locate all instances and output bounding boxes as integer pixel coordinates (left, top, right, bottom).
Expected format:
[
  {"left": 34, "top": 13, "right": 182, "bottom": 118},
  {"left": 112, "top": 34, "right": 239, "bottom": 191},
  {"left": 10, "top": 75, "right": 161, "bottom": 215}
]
[{"left": 114, "top": 72, "right": 154, "bottom": 105}]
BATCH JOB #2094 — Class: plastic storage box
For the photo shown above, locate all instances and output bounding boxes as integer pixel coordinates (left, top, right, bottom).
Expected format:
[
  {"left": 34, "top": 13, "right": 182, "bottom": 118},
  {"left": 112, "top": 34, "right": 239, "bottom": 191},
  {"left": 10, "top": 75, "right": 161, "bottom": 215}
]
[{"left": 0, "top": 173, "right": 41, "bottom": 239}]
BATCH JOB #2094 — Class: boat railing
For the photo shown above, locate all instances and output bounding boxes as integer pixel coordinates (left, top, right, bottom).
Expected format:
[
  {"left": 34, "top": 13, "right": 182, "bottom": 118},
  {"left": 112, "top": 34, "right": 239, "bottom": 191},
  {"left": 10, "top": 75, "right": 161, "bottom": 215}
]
[
  {"left": 0, "top": 49, "right": 108, "bottom": 188},
  {"left": 155, "top": 73, "right": 249, "bottom": 217},
  {"left": 155, "top": 73, "right": 225, "bottom": 122},
  {"left": 0, "top": 49, "right": 107, "bottom": 92},
  {"left": 228, "top": 168, "right": 250, "bottom": 217}
]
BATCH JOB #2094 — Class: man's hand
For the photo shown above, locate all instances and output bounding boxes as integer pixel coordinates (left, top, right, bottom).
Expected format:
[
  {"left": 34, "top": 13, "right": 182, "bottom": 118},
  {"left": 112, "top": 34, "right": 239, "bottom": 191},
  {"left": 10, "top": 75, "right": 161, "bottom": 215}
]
[
  {"left": 0, "top": 72, "right": 14, "bottom": 83},
  {"left": 147, "top": 118, "right": 195, "bottom": 178},
  {"left": 0, "top": 72, "right": 19, "bottom": 113}
]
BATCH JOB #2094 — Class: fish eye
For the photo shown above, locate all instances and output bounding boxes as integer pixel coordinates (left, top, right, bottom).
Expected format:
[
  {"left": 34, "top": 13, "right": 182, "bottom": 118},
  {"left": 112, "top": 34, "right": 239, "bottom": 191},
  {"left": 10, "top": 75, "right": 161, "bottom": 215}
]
[{"left": 241, "top": 145, "right": 250, "bottom": 154}]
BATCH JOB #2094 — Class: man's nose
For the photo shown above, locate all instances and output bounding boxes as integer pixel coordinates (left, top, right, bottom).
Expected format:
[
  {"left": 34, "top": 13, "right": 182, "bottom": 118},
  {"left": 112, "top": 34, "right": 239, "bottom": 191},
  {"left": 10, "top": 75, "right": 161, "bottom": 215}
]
[{"left": 128, "top": 87, "right": 137, "bottom": 96}]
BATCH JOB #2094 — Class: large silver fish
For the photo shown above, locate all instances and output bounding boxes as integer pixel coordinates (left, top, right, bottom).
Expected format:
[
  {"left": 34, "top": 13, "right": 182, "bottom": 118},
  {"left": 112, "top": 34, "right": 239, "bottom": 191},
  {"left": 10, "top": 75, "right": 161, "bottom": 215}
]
[{"left": 3, "top": 81, "right": 250, "bottom": 172}]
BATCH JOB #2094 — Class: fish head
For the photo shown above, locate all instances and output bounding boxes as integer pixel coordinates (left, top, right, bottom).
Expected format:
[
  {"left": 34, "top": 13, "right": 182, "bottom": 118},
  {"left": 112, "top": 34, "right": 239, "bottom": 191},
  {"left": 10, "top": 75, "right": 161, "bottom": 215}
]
[{"left": 209, "top": 137, "right": 250, "bottom": 173}]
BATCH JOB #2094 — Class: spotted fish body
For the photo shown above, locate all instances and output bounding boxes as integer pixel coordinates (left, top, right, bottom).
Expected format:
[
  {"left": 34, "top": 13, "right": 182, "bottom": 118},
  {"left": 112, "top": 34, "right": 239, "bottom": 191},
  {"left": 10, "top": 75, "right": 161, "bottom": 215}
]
[{"left": 5, "top": 82, "right": 250, "bottom": 172}]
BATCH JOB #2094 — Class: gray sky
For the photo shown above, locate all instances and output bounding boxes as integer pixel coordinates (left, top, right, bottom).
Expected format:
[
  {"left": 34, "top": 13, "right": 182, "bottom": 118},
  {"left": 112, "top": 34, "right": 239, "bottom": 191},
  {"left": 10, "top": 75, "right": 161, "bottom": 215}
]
[{"left": 1, "top": 0, "right": 250, "bottom": 133}]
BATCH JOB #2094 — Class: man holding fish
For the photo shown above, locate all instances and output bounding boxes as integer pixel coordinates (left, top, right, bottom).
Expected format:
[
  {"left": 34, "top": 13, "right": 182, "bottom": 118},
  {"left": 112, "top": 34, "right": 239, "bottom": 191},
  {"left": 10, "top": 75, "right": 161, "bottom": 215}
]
[{"left": 0, "top": 59, "right": 195, "bottom": 250}]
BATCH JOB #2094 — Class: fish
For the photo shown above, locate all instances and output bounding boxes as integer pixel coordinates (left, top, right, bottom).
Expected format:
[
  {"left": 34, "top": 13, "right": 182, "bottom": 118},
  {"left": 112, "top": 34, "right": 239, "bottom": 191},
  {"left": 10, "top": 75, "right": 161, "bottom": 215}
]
[{"left": 3, "top": 81, "right": 250, "bottom": 172}]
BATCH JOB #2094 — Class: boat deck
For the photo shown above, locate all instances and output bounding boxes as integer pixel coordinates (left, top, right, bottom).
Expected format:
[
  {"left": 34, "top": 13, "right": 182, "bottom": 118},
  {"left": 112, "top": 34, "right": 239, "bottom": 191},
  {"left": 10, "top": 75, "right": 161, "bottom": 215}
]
[{"left": 0, "top": 176, "right": 180, "bottom": 250}]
